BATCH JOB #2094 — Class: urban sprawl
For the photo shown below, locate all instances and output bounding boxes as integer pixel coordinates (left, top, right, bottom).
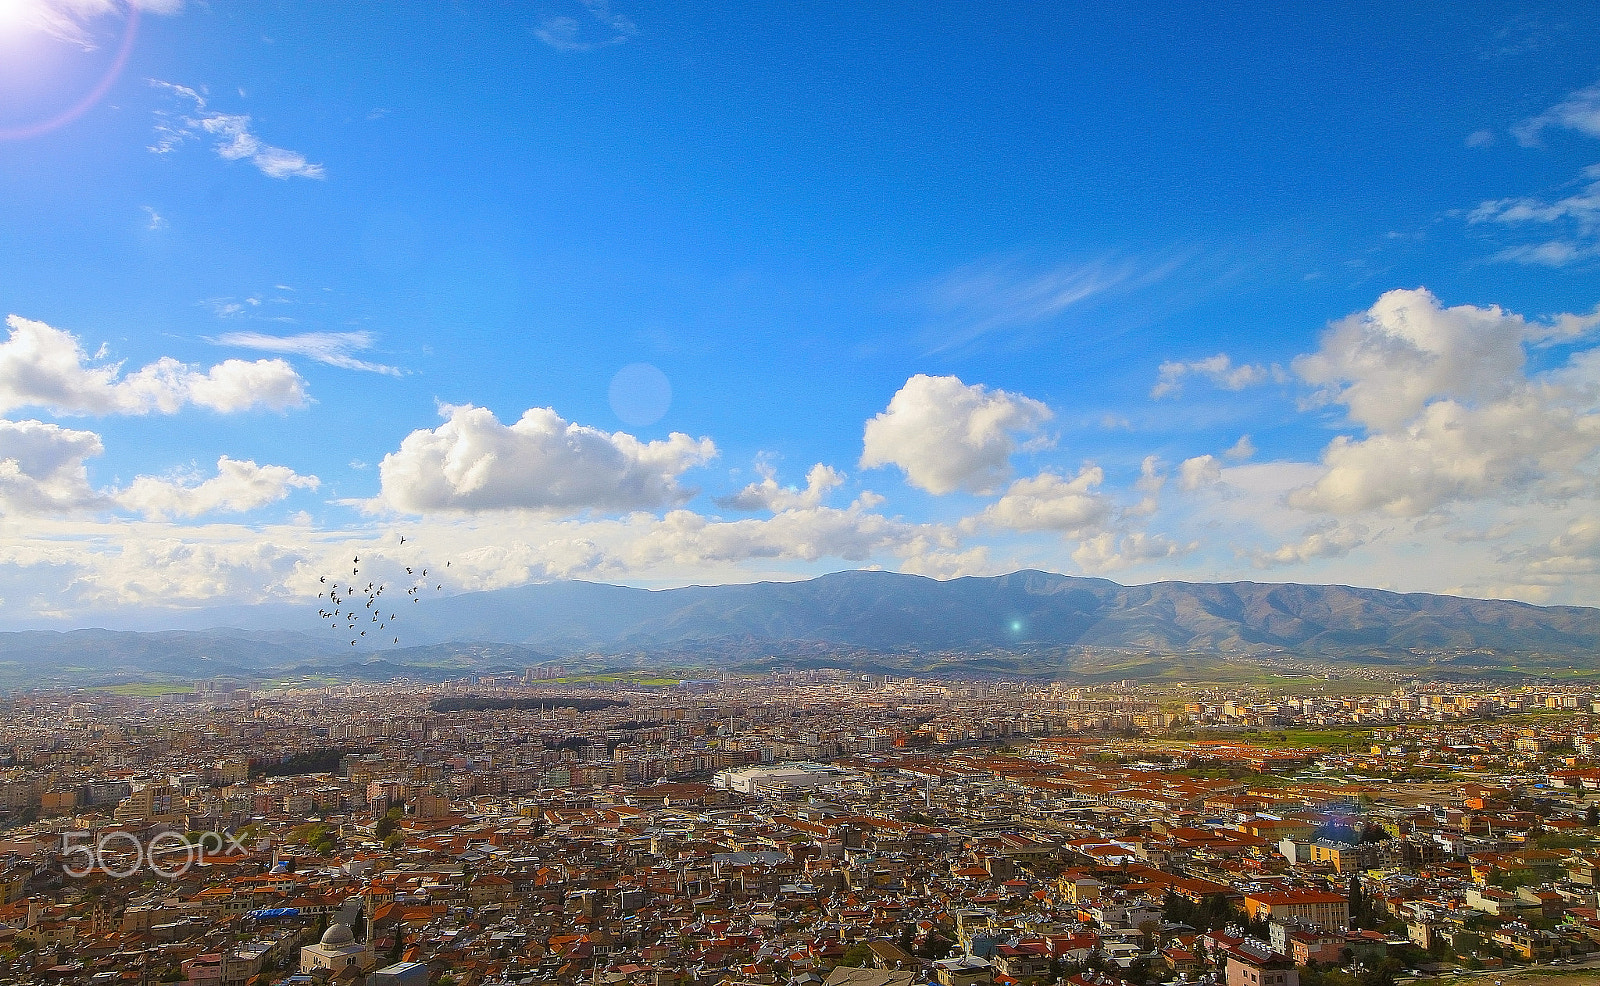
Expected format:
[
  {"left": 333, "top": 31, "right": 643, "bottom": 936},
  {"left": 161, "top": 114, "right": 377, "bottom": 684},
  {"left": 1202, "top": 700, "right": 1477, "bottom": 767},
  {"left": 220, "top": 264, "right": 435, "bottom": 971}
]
[{"left": 2, "top": 670, "right": 1600, "bottom": 986}]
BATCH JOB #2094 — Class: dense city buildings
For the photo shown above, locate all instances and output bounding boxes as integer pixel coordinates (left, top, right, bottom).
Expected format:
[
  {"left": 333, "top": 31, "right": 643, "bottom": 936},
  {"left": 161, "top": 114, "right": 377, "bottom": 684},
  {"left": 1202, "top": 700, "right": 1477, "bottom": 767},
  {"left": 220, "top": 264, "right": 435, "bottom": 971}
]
[{"left": 1, "top": 670, "right": 1600, "bottom": 986}]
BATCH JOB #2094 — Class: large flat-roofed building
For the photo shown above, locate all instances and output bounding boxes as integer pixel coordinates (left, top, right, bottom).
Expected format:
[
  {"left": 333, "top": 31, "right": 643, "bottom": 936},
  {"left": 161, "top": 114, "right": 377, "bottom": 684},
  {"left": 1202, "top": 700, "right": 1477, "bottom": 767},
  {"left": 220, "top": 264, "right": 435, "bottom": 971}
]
[
  {"left": 373, "top": 962, "right": 430, "bottom": 986},
  {"left": 711, "top": 762, "right": 854, "bottom": 795}
]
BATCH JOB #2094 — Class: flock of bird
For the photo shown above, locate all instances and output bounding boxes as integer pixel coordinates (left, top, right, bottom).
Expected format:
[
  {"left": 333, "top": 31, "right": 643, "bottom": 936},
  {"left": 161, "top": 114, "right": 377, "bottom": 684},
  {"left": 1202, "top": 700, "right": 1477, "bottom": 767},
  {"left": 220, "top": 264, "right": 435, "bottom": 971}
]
[{"left": 315, "top": 534, "right": 450, "bottom": 647}]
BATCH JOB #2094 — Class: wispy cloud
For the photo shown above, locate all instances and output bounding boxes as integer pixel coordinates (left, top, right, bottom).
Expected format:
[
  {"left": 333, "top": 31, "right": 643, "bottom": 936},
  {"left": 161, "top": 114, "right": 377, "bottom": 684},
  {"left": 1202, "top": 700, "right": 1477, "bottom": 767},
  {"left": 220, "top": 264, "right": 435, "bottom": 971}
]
[
  {"left": 149, "top": 80, "right": 325, "bottom": 180},
  {"left": 8, "top": 0, "right": 182, "bottom": 50},
  {"left": 209, "top": 331, "right": 402, "bottom": 376},
  {"left": 1471, "top": 164, "right": 1600, "bottom": 230},
  {"left": 1469, "top": 164, "right": 1600, "bottom": 268},
  {"left": 536, "top": 0, "right": 637, "bottom": 51},
  {"left": 1513, "top": 81, "right": 1600, "bottom": 145},
  {"left": 924, "top": 256, "right": 1179, "bottom": 353},
  {"left": 1466, "top": 82, "right": 1600, "bottom": 267},
  {"left": 141, "top": 205, "right": 165, "bottom": 230}
]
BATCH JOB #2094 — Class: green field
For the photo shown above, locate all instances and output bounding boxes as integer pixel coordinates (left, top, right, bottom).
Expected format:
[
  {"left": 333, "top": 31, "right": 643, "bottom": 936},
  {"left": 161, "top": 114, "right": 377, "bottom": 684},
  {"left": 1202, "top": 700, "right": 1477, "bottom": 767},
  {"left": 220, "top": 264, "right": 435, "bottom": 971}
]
[
  {"left": 89, "top": 682, "right": 195, "bottom": 697},
  {"left": 551, "top": 673, "right": 683, "bottom": 687},
  {"left": 1198, "top": 726, "right": 1373, "bottom": 750}
]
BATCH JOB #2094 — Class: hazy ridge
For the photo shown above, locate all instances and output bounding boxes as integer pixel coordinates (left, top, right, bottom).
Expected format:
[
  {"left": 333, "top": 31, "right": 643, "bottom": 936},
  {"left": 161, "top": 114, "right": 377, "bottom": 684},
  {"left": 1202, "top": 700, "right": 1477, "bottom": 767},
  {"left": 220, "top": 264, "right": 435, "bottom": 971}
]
[{"left": 3, "top": 570, "right": 1598, "bottom": 686}]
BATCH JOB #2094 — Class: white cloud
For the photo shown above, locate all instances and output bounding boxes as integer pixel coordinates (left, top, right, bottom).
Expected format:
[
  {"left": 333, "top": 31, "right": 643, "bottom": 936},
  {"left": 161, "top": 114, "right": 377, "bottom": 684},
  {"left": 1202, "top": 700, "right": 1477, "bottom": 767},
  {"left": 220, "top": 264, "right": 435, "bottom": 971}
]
[
  {"left": 1178, "top": 454, "right": 1221, "bottom": 491},
  {"left": 1224, "top": 435, "right": 1255, "bottom": 461},
  {"left": 1250, "top": 522, "right": 1369, "bottom": 568},
  {"left": 716, "top": 462, "right": 845, "bottom": 512},
  {"left": 72, "top": 535, "right": 306, "bottom": 609},
  {"left": 0, "top": 315, "right": 308, "bottom": 416},
  {"left": 0, "top": 418, "right": 106, "bottom": 514},
  {"left": 1287, "top": 391, "right": 1600, "bottom": 517},
  {"left": 1125, "top": 455, "right": 1164, "bottom": 518},
  {"left": 210, "top": 331, "right": 402, "bottom": 376},
  {"left": 1287, "top": 289, "right": 1600, "bottom": 519},
  {"left": 898, "top": 543, "right": 996, "bottom": 580},
  {"left": 536, "top": 0, "right": 637, "bottom": 51},
  {"left": 1294, "top": 287, "right": 1545, "bottom": 432},
  {"left": 1072, "top": 531, "right": 1193, "bottom": 574},
  {"left": 860, "top": 374, "right": 1052, "bottom": 495},
  {"left": 974, "top": 466, "right": 1112, "bottom": 536},
  {"left": 1518, "top": 517, "right": 1600, "bottom": 583},
  {"left": 116, "top": 456, "right": 319, "bottom": 520},
  {"left": 1470, "top": 166, "right": 1600, "bottom": 251},
  {"left": 141, "top": 205, "right": 165, "bottom": 230},
  {"left": 1150, "top": 353, "right": 1275, "bottom": 398},
  {"left": 150, "top": 81, "right": 325, "bottom": 180},
  {"left": 1513, "top": 82, "right": 1600, "bottom": 145},
  {"left": 378, "top": 404, "right": 716, "bottom": 515},
  {"left": 1490, "top": 241, "right": 1597, "bottom": 268},
  {"left": 629, "top": 501, "right": 920, "bottom": 568},
  {"left": 1473, "top": 83, "right": 1600, "bottom": 264}
]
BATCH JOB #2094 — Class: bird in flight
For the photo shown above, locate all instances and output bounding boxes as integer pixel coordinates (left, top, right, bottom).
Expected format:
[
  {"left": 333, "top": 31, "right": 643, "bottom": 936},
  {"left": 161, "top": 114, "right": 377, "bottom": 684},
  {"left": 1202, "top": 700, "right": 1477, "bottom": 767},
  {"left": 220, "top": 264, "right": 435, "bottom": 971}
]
[{"left": 315, "top": 537, "right": 452, "bottom": 651}]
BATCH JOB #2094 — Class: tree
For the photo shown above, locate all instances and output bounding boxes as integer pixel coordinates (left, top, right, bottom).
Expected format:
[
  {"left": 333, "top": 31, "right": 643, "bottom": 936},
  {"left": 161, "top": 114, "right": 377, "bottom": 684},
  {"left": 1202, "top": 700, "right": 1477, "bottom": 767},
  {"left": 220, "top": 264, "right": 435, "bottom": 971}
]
[
  {"left": 838, "top": 944, "right": 873, "bottom": 968},
  {"left": 1587, "top": 803, "right": 1598, "bottom": 827},
  {"left": 1349, "top": 875, "right": 1367, "bottom": 929},
  {"left": 1138, "top": 919, "right": 1162, "bottom": 953}
]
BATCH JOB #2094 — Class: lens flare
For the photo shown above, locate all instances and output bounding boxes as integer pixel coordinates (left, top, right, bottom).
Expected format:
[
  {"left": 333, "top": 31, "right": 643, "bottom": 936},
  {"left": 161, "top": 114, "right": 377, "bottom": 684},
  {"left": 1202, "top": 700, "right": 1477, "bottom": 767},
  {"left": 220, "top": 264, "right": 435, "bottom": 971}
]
[{"left": 0, "top": 1, "right": 140, "bottom": 141}]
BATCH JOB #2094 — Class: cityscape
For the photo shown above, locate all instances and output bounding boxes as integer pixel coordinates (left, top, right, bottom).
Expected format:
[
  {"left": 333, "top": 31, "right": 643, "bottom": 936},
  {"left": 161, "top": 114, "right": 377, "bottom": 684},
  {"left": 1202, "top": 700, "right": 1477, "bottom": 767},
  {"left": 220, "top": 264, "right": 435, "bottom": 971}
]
[
  {"left": 6, "top": 2, "right": 1600, "bottom": 986},
  {"left": 0, "top": 671, "right": 1599, "bottom": 986}
]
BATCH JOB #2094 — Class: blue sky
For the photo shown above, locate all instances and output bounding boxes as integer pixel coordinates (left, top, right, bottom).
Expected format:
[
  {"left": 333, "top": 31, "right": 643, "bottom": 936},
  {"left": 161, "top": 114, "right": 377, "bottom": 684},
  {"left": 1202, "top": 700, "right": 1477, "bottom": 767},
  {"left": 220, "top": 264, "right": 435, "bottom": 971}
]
[{"left": 3, "top": 0, "right": 1600, "bottom": 624}]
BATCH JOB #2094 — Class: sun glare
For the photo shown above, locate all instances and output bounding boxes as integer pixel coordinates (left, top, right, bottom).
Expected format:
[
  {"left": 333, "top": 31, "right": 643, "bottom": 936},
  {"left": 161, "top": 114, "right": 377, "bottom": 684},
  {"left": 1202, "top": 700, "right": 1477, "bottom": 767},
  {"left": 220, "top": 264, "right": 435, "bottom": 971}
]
[
  {"left": 0, "top": 0, "right": 141, "bottom": 140},
  {"left": 0, "top": 2, "right": 26, "bottom": 35}
]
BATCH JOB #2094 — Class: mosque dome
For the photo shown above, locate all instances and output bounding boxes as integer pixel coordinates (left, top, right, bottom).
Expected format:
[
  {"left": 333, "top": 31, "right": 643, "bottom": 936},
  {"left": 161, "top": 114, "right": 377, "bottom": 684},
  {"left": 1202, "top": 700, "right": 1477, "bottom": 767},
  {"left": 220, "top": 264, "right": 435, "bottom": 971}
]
[{"left": 321, "top": 923, "right": 356, "bottom": 948}]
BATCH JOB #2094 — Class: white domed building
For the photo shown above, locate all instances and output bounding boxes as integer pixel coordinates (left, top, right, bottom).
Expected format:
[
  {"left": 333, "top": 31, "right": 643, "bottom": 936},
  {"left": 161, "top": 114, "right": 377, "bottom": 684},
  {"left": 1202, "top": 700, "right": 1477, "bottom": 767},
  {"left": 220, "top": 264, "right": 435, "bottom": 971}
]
[{"left": 300, "top": 921, "right": 376, "bottom": 976}]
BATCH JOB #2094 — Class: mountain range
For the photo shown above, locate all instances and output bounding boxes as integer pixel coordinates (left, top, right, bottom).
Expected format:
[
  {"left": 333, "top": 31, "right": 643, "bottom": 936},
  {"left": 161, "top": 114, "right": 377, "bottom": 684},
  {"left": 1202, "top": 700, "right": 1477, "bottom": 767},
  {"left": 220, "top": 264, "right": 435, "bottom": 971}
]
[{"left": 6, "top": 570, "right": 1600, "bottom": 687}]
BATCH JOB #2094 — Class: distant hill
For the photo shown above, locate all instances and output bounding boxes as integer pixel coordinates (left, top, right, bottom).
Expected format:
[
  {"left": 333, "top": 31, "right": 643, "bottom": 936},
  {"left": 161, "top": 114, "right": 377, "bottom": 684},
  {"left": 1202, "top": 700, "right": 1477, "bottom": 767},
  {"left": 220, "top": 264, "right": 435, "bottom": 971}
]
[
  {"left": 3, "top": 570, "right": 1599, "bottom": 685},
  {"left": 397, "top": 569, "right": 1600, "bottom": 661}
]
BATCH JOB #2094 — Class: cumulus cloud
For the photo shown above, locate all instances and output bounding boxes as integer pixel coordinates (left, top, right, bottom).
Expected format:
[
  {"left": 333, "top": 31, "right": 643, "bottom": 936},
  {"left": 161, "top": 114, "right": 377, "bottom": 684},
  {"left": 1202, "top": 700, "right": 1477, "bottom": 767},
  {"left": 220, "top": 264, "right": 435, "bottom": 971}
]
[
  {"left": 0, "top": 419, "right": 107, "bottom": 514},
  {"left": 1250, "top": 523, "right": 1369, "bottom": 568},
  {"left": 1178, "top": 454, "right": 1222, "bottom": 491},
  {"left": 1518, "top": 517, "right": 1600, "bottom": 583},
  {"left": 378, "top": 404, "right": 716, "bottom": 515},
  {"left": 0, "top": 315, "right": 307, "bottom": 416},
  {"left": 898, "top": 542, "right": 995, "bottom": 580},
  {"left": 1294, "top": 287, "right": 1553, "bottom": 432},
  {"left": 210, "top": 331, "right": 402, "bottom": 376},
  {"left": 1224, "top": 435, "right": 1256, "bottom": 461},
  {"left": 150, "top": 81, "right": 325, "bottom": 180},
  {"left": 116, "top": 456, "right": 319, "bottom": 520},
  {"left": 1150, "top": 353, "right": 1275, "bottom": 398},
  {"left": 1072, "top": 531, "right": 1193, "bottom": 574},
  {"left": 629, "top": 501, "right": 919, "bottom": 568},
  {"left": 860, "top": 374, "right": 1052, "bottom": 495},
  {"left": 72, "top": 536, "right": 306, "bottom": 609},
  {"left": 1288, "top": 391, "right": 1600, "bottom": 517},
  {"left": 716, "top": 462, "right": 844, "bottom": 512},
  {"left": 973, "top": 467, "right": 1112, "bottom": 536},
  {"left": 1284, "top": 290, "right": 1600, "bottom": 519},
  {"left": 1125, "top": 455, "right": 1165, "bottom": 518}
]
